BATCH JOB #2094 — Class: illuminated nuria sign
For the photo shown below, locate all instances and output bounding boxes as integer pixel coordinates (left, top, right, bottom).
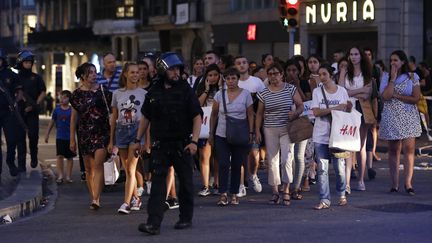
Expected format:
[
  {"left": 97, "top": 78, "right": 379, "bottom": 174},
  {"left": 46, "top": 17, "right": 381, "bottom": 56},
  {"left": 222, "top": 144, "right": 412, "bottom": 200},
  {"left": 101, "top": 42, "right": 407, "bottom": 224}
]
[{"left": 306, "top": 0, "right": 375, "bottom": 24}]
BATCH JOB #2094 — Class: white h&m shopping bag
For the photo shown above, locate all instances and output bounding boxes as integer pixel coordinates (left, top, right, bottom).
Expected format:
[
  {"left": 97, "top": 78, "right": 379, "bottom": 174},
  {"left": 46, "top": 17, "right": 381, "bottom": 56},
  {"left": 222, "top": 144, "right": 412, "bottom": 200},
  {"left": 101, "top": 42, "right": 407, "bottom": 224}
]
[
  {"left": 104, "top": 154, "right": 120, "bottom": 185},
  {"left": 329, "top": 109, "right": 362, "bottom": 152},
  {"left": 199, "top": 106, "right": 212, "bottom": 139}
]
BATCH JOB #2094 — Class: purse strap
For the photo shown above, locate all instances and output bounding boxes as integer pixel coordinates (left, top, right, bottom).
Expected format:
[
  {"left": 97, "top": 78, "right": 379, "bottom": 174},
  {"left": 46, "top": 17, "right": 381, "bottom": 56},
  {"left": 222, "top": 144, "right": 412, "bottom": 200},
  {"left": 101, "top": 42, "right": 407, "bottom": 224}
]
[
  {"left": 321, "top": 86, "right": 330, "bottom": 109},
  {"left": 100, "top": 84, "right": 110, "bottom": 114},
  {"left": 221, "top": 89, "right": 228, "bottom": 115}
]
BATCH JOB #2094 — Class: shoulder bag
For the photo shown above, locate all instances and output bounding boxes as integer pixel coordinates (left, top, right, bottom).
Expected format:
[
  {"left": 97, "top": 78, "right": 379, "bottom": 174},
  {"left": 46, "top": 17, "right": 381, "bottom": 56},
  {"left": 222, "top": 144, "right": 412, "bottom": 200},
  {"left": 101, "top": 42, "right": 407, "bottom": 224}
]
[
  {"left": 221, "top": 89, "right": 249, "bottom": 146},
  {"left": 287, "top": 86, "right": 313, "bottom": 143}
]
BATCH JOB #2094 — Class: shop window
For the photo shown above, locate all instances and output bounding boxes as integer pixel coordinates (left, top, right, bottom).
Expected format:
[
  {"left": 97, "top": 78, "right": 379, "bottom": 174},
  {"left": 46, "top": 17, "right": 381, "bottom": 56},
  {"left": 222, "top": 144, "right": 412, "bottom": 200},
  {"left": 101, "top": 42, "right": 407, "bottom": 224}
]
[
  {"left": 117, "top": 0, "right": 135, "bottom": 18},
  {"left": 231, "top": 0, "right": 275, "bottom": 11}
]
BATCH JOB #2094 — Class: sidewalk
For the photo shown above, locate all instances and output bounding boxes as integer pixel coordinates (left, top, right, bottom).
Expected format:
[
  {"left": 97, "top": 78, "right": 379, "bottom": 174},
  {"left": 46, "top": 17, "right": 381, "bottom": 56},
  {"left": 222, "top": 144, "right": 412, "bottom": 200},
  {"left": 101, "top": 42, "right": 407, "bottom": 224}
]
[{"left": 0, "top": 154, "right": 44, "bottom": 224}]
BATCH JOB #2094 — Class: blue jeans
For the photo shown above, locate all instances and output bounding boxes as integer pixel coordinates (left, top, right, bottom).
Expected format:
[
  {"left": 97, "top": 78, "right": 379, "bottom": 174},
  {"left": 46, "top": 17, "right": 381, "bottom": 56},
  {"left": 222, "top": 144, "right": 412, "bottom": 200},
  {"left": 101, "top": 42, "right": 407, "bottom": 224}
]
[
  {"left": 215, "top": 136, "right": 249, "bottom": 194},
  {"left": 314, "top": 143, "right": 346, "bottom": 205}
]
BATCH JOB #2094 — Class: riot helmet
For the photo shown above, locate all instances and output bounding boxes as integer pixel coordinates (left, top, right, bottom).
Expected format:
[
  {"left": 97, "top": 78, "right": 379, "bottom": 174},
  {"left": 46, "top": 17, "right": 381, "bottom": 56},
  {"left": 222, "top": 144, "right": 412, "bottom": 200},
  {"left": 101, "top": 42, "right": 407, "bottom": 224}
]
[
  {"left": 16, "top": 50, "right": 35, "bottom": 69},
  {"left": 156, "top": 52, "right": 184, "bottom": 74}
]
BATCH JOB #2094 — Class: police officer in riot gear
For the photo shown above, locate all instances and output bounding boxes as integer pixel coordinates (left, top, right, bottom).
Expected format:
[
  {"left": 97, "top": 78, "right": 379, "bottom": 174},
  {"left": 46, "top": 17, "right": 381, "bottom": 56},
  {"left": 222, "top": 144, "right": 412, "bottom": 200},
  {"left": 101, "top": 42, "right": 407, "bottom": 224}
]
[
  {"left": 0, "top": 48, "right": 24, "bottom": 178},
  {"left": 134, "top": 52, "right": 202, "bottom": 235},
  {"left": 16, "top": 50, "right": 46, "bottom": 168}
]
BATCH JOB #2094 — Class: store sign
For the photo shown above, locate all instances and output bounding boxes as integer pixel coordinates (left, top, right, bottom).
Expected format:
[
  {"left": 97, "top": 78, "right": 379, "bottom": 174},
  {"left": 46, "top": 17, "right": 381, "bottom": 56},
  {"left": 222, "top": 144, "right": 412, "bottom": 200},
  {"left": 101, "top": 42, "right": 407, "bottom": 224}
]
[
  {"left": 306, "top": 0, "right": 375, "bottom": 24},
  {"left": 247, "top": 24, "right": 256, "bottom": 41}
]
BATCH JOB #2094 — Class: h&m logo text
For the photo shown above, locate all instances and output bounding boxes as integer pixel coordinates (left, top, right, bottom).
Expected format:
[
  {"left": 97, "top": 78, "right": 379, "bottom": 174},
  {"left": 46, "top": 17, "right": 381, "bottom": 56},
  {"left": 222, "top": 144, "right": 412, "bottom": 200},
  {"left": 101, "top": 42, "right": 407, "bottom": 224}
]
[{"left": 340, "top": 125, "right": 357, "bottom": 137}]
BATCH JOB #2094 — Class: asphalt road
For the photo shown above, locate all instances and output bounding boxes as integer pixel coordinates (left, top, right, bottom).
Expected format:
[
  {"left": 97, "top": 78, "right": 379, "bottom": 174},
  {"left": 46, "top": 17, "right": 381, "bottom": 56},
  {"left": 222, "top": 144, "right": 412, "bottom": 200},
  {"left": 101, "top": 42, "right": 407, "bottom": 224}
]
[{"left": 0, "top": 116, "right": 432, "bottom": 243}]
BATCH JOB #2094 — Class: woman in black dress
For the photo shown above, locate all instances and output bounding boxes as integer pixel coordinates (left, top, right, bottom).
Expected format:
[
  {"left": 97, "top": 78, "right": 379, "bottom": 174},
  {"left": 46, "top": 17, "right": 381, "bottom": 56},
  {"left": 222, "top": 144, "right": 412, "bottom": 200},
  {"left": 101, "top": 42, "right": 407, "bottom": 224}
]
[{"left": 70, "top": 63, "right": 110, "bottom": 210}]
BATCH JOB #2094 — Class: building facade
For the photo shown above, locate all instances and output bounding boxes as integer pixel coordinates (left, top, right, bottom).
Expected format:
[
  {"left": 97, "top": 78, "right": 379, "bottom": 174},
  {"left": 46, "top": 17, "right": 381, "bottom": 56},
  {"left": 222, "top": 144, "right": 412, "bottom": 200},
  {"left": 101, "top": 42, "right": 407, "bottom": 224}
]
[{"left": 299, "top": 0, "right": 424, "bottom": 63}]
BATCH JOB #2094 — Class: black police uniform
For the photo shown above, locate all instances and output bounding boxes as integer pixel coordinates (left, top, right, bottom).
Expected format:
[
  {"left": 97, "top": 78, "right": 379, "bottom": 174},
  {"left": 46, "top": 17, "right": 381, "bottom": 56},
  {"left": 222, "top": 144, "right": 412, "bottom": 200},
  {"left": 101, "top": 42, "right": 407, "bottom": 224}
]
[
  {"left": 141, "top": 77, "right": 202, "bottom": 228},
  {"left": 0, "top": 67, "right": 24, "bottom": 176},
  {"left": 18, "top": 69, "right": 46, "bottom": 166}
]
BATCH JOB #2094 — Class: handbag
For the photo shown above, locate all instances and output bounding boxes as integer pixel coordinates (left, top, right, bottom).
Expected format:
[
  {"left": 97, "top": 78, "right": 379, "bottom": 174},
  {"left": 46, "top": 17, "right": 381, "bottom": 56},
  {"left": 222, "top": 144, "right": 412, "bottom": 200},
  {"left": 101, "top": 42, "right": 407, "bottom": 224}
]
[
  {"left": 104, "top": 154, "right": 120, "bottom": 185},
  {"left": 221, "top": 89, "right": 249, "bottom": 146},
  {"left": 287, "top": 116, "right": 313, "bottom": 143},
  {"left": 199, "top": 106, "right": 212, "bottom": 139},
  {"left": 359, "top": 98, "right": 377, "bottom": 125},
  {"left": 321, "top": 86, "right": 356, "bottom": 159}
]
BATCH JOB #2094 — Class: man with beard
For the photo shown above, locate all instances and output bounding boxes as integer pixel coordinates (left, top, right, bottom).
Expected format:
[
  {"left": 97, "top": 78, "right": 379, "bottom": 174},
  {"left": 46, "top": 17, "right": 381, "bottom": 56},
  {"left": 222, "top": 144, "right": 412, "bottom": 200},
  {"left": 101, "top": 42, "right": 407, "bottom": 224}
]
[
  {"left": 134, "top": 52, "right": 202, "bottom": 235},
  {"left": 234, "top": 56, "right": 266, "bottom": 197}
]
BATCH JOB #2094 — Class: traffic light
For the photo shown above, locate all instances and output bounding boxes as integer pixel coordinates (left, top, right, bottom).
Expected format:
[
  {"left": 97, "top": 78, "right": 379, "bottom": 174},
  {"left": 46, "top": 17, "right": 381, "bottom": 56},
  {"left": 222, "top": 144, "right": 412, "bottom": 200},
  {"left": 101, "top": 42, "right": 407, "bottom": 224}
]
[{"left": 279, "top": 0, "right": 300, "bottom": 29}]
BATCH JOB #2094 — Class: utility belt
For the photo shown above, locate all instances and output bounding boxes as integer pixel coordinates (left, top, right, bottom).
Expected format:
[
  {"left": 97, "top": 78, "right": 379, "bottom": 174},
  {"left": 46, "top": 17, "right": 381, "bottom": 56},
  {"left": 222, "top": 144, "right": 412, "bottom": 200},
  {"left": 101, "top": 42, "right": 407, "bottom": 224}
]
[{"left": 151, "top": 138, "right": 191, "bottom": 151}]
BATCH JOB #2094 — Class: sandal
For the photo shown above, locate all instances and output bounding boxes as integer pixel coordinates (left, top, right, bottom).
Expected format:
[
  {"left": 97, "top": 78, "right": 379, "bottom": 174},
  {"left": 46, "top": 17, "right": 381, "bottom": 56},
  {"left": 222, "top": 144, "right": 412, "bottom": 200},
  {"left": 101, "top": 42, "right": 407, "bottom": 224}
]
[
  {"left": 282, "top": 193, "right": 291, "bottom": 206},
  {"left": 269, "top": 193, "right": 280, "bottom": 205},
  {"left": 56, "top": 178, "right": 64, "bottom": 185},
  {"left": 314, "top": 202, "right": 330, "bottom": 210},
  {"left": 65, "top": 178, "right": 73, "bottom": 183},
  {"left": 291, "top": 190, "right": 303, "bottom": 200},
  {"left": 90, "top": 201, "right": 100, "bottom": 210},
  {"left": 338, "top": 196, "right": 348, "bottom": 206},
  {"left": 389, "top": 187, "right": 399, "bottom": 193},
  {"left": 217, "top": 194, "right": 228, "bottom": 206},
  {"left": 405, "top": 186, "right": 415, "bottom": 196}
]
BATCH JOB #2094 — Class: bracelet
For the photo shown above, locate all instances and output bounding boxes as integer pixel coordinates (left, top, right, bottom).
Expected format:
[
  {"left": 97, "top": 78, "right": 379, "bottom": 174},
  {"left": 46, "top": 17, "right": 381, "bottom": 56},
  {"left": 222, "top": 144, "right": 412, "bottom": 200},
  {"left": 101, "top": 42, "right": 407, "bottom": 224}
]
[
  {"left": 191, "top": 140, "right": 198, "bottom": 146},
  {"left": 134, "top": 138, "right": 141, "bottom": 144},
  {"left": 249, "top": 132, "right": 255, "bottom": 134}
]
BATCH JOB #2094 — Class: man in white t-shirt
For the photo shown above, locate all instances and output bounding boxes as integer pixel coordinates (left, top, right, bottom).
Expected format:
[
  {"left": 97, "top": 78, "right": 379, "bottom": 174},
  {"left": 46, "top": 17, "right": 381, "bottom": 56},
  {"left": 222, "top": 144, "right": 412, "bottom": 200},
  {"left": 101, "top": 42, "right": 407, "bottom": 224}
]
[{"left": 234, "top": 56, "right": 266, "bottom": 196}]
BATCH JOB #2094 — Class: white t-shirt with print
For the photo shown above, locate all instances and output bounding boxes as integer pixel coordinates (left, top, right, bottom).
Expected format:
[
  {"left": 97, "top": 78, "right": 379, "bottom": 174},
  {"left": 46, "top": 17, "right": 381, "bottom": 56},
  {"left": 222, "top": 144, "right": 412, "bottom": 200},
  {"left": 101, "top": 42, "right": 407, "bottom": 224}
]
[
  {"left": 112, "top": 88, "right": 147, "bottom": 125},
  {"left": 311, "top": 85, "right": 349, "bottom": 144},
  {"left": 238, "top": 75, "right": 266, "bottom": 94}
]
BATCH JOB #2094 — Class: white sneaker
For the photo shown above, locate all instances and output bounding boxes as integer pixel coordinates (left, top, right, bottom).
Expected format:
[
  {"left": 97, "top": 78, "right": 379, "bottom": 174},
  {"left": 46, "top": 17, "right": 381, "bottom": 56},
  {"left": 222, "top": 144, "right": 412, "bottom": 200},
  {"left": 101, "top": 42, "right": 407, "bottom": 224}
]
[
  {"left": 145, "top": 181, "right": 152, "bottom": 195},
  {"left": 236, "top": 184, "right": 247, "bottom": 198},
  {"left": 354, "top": 181, "right": 366, "bottom": 191},
  {"left": 197, "top": 186, "right": 211, "bottom": 197},
  {"left": 137, "top": 187, "right": 144, "bottom": 197},
  {"left": 130, "top": 197, "right": 142, "bottom": 211},
  {"left": 117, "top": 203, "right": 130, "bottom": 214},
  {"left": 250, "top": 175, "right": 262, "bottom": 193}
]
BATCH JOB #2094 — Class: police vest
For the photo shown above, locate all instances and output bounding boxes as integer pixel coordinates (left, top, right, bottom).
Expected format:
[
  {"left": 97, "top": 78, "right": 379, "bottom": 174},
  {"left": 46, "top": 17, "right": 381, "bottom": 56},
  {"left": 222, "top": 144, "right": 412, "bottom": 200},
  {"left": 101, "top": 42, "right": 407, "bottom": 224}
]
[{"left": 148, "top": 81, "right": 193, "bottom": 141}]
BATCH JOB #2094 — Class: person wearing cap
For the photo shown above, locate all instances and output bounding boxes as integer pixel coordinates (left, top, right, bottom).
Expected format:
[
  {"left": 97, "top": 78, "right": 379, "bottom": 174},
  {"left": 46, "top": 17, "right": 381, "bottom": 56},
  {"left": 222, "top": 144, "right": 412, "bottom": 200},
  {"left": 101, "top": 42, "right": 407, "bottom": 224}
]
[
  {"left": 133, "top": 52, "right": 202, "bottom": 235},
  {"left": 0, "top": 48, "right": 24, "bottom": 179},
  {"left": 16, "top": 50, "right": 46, "bottom": 169}
]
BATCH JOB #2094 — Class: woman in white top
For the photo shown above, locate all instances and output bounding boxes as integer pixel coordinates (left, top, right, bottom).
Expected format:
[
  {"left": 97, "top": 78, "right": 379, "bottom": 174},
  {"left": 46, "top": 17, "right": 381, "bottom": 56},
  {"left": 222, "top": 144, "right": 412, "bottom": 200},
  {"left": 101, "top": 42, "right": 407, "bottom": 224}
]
[
  {"left": 188, "top": 58, "right": 204, "bottom": 88},
  {"left": 311, "top": 64, "right": 351, "bottom": 210},
  {"left": 255, "top": 63, "right": 303, "bottom": 206},
  {"left": 338, "top": 46, "right": 374, "bottom": 193},
  {"left": 108, "top": 63, "right": 147, "bottom": 214}
]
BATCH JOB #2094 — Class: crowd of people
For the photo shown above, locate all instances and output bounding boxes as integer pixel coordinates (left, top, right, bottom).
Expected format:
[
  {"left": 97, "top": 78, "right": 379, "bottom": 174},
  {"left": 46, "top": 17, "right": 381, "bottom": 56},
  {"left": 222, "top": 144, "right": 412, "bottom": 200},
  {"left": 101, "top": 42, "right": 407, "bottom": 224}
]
[{"left": 1, "top": 46, "right": 431, "bottom": 236}]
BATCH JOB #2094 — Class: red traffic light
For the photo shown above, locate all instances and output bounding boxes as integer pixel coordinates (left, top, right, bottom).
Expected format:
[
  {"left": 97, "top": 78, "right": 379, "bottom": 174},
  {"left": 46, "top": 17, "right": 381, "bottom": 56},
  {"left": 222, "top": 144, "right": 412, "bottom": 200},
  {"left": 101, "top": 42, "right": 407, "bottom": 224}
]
[{"left": 286, "top": 0, "right": 298, "bottom": 5}]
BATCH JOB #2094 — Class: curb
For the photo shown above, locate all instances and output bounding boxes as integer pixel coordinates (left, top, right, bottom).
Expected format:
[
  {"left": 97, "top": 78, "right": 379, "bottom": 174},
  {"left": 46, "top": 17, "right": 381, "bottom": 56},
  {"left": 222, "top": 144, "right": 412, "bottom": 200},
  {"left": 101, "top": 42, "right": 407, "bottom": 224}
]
[{"left": 0, "top": 167, "right": 43, "bottom": 224}]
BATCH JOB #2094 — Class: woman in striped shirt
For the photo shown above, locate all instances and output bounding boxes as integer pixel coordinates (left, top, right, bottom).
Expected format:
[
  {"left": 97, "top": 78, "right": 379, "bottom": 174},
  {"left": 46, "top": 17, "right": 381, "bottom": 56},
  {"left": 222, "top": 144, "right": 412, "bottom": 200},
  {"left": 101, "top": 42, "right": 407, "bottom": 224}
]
[{"left": 255, "top": 63, "right": 303, "bottom": 206}]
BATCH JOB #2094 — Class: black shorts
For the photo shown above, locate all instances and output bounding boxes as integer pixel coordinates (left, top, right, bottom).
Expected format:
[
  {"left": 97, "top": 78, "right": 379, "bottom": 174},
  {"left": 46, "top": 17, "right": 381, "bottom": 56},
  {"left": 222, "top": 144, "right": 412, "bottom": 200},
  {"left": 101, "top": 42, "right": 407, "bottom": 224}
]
[{"left": 56, "top": 139, "right": 76, "bottom": 159}]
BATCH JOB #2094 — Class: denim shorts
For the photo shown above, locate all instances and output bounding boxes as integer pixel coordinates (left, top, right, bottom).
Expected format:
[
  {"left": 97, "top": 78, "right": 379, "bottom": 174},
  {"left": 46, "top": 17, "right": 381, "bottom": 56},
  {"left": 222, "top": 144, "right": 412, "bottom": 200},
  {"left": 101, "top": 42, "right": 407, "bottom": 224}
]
[{"left": 115, "top": 123, "right": 139, "bottom": 149}]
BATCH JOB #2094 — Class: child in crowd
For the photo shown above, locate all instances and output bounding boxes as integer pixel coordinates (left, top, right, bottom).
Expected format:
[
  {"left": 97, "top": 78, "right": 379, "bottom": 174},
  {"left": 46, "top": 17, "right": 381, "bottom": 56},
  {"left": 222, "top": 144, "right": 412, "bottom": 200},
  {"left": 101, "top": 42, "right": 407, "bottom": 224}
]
[{"left": 45, "top": 90, "right": 76, "bottom": 184}]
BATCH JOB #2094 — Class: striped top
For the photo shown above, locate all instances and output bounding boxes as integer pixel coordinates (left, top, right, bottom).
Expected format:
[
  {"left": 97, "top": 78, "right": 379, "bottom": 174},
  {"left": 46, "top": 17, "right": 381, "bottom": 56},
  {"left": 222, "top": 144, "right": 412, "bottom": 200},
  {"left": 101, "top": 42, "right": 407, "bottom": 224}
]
[
  {"left": 96, "top": 66, "right": 122, "bottom": 92},
  {"left": 257, "top": 83, "right": 296, "bottom": 127}
]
